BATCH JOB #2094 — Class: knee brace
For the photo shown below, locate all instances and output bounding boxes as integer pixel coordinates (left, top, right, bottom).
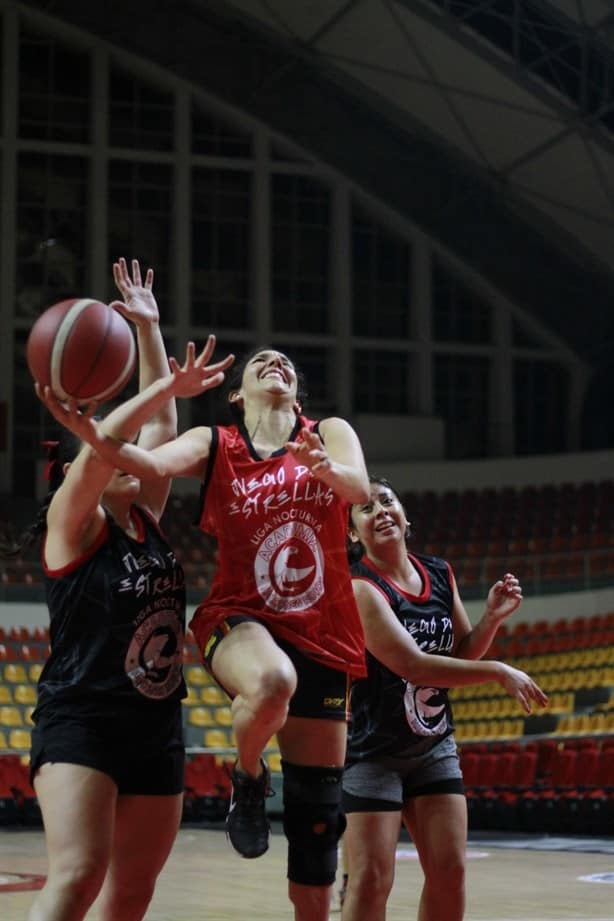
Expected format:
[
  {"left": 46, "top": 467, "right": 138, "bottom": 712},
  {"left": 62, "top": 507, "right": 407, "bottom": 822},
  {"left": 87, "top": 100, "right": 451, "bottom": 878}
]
[{"left": 282, "top": 760, "right": 346, "bottom": 886}]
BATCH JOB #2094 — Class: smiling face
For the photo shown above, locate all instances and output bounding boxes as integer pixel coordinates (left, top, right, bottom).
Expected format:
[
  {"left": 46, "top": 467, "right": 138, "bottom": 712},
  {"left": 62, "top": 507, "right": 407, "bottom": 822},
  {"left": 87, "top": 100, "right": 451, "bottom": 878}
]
[
  {"left": 230, "top": 349, "right": 299, "bottom": 411},
  {"left": 349, "top": 480, "right": 409, "bottom": 557}
]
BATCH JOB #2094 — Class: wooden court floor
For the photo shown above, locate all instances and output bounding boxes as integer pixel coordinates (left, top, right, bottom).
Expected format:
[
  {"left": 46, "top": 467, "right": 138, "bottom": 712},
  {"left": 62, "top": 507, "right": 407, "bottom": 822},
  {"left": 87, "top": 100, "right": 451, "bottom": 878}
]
[{"left": 0, "top": 826, "right": 613, "bottom": 920}]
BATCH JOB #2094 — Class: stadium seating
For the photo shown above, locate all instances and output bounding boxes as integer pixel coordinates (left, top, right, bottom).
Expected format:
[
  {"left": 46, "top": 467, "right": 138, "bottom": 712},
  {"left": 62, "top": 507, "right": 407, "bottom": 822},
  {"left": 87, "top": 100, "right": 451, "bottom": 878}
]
[{"left": 3, "top": 482, "right": 613, "bottom": 600}]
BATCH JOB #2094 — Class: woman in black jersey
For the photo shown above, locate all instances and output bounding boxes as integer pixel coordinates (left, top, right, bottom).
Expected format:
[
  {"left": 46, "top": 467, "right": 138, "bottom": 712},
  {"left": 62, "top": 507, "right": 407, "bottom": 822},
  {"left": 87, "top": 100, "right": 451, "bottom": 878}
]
[
  {"left": 24, "top": 260, "right": 231, "bottom": 921},
  {"left": 341, "top": 476, "right": 548, "bottom": 921}
]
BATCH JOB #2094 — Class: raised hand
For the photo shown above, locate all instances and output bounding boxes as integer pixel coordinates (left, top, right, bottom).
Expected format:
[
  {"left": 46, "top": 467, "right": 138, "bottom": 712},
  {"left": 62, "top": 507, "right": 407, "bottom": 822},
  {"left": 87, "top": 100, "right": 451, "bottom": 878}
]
[
  {"left": 286, "top": 428, "right": 332, "bottom": 477},
  {"left": 498, "top": 663, "right": 548, "bottom": 714},
  {"left": 168, "top": 337, "right": 234, "bottom": 398},
  {"left": 486, "top": 573, "right": 523, "bottom": 622},
  {"left": 110, "top": 257, "right": 159, "bottom": 327},
  {"left": 35, "top": 383, "right": 101, "bottom": 444},
  {"left": 35, "top": 337, "right": 234, "bottom": 442}
]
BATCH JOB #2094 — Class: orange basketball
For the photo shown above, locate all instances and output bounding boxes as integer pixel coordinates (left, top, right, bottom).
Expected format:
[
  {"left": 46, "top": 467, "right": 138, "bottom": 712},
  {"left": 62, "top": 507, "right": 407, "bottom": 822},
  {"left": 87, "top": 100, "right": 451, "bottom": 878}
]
[{"left": 26, "top": 298, "right": 136, "bottom": 404}]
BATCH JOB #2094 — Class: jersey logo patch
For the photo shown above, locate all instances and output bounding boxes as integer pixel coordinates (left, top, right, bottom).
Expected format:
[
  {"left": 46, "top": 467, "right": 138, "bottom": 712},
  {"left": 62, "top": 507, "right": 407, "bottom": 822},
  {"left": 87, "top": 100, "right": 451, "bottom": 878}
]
[
  {"left": 403, "top": 684, "right": 448, "bottom": 736},
  {"left": 125, "top": 609, "right": 184, "bottom": 699},
  {"left": 254, "top": 522, "right": 324, "bottom": 611}
]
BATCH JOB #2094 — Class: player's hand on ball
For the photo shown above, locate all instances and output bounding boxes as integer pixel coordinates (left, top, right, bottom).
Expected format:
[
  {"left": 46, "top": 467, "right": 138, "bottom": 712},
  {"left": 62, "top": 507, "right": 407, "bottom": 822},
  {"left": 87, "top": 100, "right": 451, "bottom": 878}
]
[
  {"left": 110, "top": 257, "right": 159, "bottom": 328},
  {"left": 35, "top": 383, "right": 100, "bottom": 443},
  {"left": 168, "top": 337, "right": 235, "bottom": 398}
]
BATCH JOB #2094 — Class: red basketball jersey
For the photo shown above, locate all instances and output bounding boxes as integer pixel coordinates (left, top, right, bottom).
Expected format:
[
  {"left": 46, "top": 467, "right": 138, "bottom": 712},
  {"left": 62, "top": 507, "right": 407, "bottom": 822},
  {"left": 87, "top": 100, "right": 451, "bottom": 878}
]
[{"left": 189, "top": 417, "right": 366, "bottom": 677}]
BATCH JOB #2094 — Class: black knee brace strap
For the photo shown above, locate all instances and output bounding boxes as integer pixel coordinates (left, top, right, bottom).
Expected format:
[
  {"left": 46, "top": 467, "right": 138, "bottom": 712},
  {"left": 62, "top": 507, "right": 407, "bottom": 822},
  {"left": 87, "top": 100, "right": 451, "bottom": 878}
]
[{"left": 282, "top": 760, "right": 346, "bottom": 886}]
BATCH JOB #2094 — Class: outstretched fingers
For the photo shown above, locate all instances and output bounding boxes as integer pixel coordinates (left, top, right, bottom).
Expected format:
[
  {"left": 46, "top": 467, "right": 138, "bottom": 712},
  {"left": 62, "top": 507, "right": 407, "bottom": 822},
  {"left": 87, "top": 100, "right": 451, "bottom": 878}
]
[
  {"left": 516, "top": 676, "right": 548, "bottom": 713},
  {"left": 168, "top": 341, "right": 234, "bottom": 397}
]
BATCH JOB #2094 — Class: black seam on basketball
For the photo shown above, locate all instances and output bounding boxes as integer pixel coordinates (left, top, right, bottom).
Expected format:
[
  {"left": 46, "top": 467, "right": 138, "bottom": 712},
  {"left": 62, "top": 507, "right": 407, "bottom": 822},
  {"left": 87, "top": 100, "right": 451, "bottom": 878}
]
[{"left": 70, "top": 303, "right": 112, "bottom": 399}]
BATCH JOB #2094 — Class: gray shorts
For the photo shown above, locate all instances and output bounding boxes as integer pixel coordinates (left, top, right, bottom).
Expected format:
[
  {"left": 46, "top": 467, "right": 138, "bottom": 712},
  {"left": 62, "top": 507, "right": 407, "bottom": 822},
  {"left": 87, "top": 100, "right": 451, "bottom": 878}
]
[{"left": 342, "top": 734, "right": 464, "bottom": 812}]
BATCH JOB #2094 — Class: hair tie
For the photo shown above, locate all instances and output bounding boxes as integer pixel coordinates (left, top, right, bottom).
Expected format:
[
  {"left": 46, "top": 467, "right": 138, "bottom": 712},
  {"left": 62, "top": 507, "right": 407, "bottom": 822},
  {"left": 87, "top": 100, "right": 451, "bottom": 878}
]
[{"left": 41, "top": 440, "right": 60, "bottom": 482}]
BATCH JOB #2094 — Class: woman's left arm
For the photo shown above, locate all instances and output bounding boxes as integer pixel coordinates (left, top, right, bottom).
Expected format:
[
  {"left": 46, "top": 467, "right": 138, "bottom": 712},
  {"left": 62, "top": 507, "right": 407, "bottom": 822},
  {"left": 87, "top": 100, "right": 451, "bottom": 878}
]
[
  {"left": 453, "top": 572, "right": 523, "bottom": 660},
  {"left": 105, "top": 258, "right": 177, "bottom": 518},
  {"left": 287, "top": 416, "right": 369, "bottom": 504}
]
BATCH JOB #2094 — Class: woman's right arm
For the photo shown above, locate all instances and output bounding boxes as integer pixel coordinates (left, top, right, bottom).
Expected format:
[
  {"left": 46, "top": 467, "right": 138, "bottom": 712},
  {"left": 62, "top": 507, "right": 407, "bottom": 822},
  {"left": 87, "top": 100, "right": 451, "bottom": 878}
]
[
  {"left": 37, "top": 340, "right": 231, "bottom": 480},
  {"left": 353, "top": 579, "right": 548, "bottom": 714}
]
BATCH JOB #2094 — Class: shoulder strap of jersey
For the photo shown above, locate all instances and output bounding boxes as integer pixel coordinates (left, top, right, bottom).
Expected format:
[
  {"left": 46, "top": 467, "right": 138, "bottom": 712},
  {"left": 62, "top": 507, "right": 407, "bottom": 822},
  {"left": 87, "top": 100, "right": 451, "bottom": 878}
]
[
  {"left": 195, "top": 426, "right": 219, "bottom": 525},
  {"left": 351, "top": 557, "right": 401, "bottom": 610}
]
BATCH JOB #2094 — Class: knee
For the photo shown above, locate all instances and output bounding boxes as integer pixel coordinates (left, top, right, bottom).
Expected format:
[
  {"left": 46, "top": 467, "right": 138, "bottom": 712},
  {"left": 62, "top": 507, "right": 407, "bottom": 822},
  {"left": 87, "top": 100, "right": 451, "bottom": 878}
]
[
  {"left": 107, "top": 875, "right": 157, "bottom": 916},
  {"left": 250, "top": 663, "right": 297, "bottom": 714},
  {"left": 49, "top": 856, "right": 106, "bottom": 908},
  {"left": 351, "top": 857, "right": 395, "bottom": 900},
  {"left": 283, "top": 762, "right": 345, "bottom": 886},
  {"left": 423, "top": 849, "right": 465, "bottom": 891}
]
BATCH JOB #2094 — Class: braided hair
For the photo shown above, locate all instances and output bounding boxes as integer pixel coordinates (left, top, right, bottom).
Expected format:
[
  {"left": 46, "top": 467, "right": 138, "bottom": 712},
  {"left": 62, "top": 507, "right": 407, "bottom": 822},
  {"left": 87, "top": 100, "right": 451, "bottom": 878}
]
[{"left": 0, "top": 430, "right": 81, "bottom": 557}]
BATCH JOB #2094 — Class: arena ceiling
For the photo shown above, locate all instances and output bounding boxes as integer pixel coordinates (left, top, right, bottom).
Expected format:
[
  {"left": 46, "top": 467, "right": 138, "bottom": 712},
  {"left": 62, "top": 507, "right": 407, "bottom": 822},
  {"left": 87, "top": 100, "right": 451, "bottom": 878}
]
[{"left": 20, "top": 0, "right": 614, "bottom": 381}]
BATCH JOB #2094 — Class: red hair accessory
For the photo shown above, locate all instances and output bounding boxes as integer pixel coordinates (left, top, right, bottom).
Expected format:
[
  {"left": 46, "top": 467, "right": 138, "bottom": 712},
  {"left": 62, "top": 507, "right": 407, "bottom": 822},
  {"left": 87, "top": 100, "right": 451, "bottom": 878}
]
[{"left": 41, "top": 440, "right": 60, "bottom": 482}]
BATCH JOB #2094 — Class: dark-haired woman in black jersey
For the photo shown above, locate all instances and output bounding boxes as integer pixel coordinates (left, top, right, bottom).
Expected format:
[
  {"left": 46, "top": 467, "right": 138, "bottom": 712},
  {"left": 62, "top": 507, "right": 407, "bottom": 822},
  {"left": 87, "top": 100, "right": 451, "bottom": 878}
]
[
  {"left": 341, "top": 476, "right": 548, "bottom": 921},
  {"left": 24, "top": 259, "right": 231, "bottom": 921}
]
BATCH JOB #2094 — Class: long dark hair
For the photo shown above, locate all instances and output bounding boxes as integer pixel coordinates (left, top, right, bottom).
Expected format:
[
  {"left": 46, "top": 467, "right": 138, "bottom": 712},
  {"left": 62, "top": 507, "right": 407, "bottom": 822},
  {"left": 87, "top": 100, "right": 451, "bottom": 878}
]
[
  {"left": 223, "top": 345, "right": 308, "bottom": 423},
  {"left": 346, "top": 474, "right": 412, "bottom": 564},
  {"left": 0, "top": 430, "right": 81, "bottom": 557}
]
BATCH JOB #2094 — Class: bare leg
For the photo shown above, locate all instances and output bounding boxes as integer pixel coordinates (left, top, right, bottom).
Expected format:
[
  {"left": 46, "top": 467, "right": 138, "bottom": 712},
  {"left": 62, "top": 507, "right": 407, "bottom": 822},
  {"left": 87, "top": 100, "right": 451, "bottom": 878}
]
[
  {"left": 211, "top": 621, "right": 297, "bottom": 777},
  {"left": 403, "top": 793, "right": 467, "bottom": 921},
  {"left": 96, "top": 792, "right": 183, "bottom": 921},
  {"left": 278, "top": 716, "right": 347, "bottom": 921},
  {"left": 28, "top": 764, "right": 116, "bottom": 921},
  {"left": 341, "top": 810, "right": 401, "bottom": 921}
]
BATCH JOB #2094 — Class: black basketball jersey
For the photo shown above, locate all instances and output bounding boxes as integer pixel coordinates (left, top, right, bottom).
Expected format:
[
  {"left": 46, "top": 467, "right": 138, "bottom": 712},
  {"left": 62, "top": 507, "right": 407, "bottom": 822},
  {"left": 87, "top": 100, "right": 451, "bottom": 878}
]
[
  {"left": 346, "top": 552, "right": 456, "bottom": 763},
  {"left": 35, "top": 505, "right": 186, "bottom": 719}
]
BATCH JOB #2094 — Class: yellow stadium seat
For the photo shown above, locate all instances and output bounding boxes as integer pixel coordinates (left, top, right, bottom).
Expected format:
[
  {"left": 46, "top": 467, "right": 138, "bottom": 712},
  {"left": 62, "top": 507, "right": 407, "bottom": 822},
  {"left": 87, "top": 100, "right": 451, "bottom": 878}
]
[
  {"left": 555, "top": 714, "right": 573, "bottom": 735},
  {"left": 0, "top": 706, "right": 23, "bottom": 727},
  {"left": 3, "top": 664, "right": 27, "bottom": 683},
  {"left": 500, "top": 718, "right": 523, "bottom": 738},
  {"left": 13, "top": 684, "right": 37, "bottom": 706},
  {"left": 24, "top": 707, "right": 35, "bottom": 726},
  {"left": 185, "top": 666, "right": 207, "bottom": 686},
  {"left": 183, "top": 686, "right": 200, "bottom": 706},
  {"left": 8, "top": 728, "right": 31, "bottom": 751},
  {"left": 0, "top": 729, "right": 6, "bottom": 749},
  {"left": 188, "top": 707, "right": 214, "bottom": 728},
  {"left": 29, "top": 664, "right": 44, "bottom": 682},
  {"left": 201, "top": 685, "right": 225, "bottom": 706},
  {"left": 588, "top": 712, "right": 607, "bottom": 734},
  {"left": 204, "top": 729, "right": 231, "bottom": 749},
  {"left": 214, "top": 706, "right": 233, "bottom": 727},
  {"left": 267, "top": 751, "right": 282, "bottom": 773},
  {"left": 571, "top": 713, "right": 591, "bottom": 734},
  {"left": 0, "top": 686, "right": 12, "bottom": 704}
]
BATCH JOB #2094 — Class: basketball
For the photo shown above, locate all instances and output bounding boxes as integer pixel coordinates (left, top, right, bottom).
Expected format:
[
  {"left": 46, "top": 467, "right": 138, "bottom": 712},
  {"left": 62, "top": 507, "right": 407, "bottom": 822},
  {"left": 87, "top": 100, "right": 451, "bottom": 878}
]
[{"left": 26, "top": 298, "right": 136, "bottom": 404}]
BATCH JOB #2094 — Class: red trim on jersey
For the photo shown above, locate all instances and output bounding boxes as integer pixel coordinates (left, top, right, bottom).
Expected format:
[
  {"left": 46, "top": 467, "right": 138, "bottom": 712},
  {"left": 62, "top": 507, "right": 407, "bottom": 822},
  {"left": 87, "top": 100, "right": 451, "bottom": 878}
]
[
  {"left": 43, "top": 518, "right": 111, "bottom": 577},
  {"left": 444, "top": 560, "right": 456, "bottom": 593},
  {"left": 356, "top": 553, "right": 432, "bottom": 603},
  {"left": 132, "top": 504, "right": 163, "bottom": 540},
  {"left": 351, "top": 575, "right": 393, "bottom": 607}
]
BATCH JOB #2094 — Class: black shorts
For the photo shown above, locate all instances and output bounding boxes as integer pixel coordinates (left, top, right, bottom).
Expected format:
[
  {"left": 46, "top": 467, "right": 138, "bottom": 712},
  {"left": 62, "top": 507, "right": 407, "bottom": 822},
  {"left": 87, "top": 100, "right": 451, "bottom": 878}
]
[
  {"left": 203, "top": 615, "right": 351, "bottom": 721},
  {"left": 30, "top": 705, "right": 185, "bottom": 795}
]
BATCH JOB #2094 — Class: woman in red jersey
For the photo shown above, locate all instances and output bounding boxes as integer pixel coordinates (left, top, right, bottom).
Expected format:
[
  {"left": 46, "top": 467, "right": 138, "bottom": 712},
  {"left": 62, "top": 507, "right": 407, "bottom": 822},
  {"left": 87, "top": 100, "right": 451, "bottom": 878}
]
[{"left": 38, "top": 345, "right": 369, "bottom": 921}]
